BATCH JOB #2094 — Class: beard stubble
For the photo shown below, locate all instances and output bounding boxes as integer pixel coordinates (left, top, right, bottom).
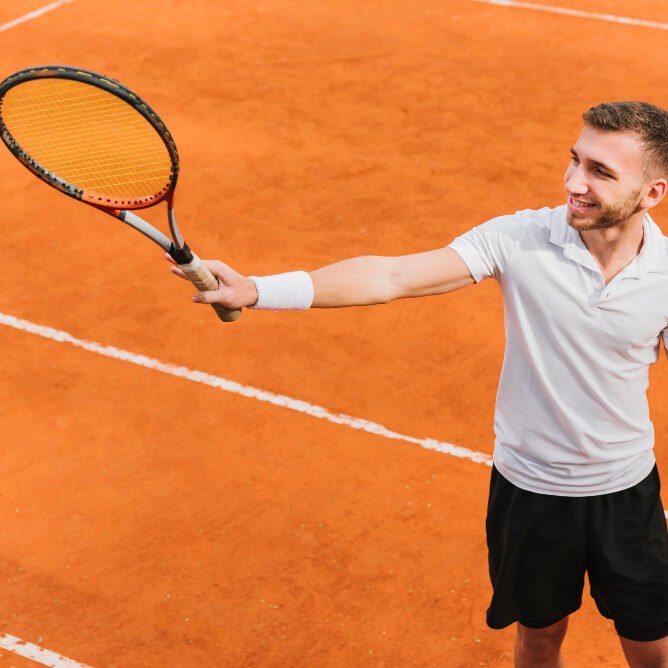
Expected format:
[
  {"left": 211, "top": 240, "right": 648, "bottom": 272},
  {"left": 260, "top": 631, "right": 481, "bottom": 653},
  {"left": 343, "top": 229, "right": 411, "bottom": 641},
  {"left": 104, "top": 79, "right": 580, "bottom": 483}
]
[{"left": 567, "top": 188, "right": 643, "bottom": 231}]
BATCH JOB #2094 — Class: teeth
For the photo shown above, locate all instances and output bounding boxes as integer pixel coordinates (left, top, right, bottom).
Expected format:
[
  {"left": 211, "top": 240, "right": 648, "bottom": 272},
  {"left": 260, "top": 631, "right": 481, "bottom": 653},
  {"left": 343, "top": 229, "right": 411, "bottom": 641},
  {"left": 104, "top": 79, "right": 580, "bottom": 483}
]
[{"left": 572, "top": 198, "right": 594, "bottom": 207}]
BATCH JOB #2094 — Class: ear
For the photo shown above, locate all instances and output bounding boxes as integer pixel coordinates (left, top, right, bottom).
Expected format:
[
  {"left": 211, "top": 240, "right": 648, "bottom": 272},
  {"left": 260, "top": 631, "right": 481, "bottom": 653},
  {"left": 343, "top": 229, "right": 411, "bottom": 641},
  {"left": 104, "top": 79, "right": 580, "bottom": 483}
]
[{"left": 640, "top": 178, "right": 668, "bottom": 209}]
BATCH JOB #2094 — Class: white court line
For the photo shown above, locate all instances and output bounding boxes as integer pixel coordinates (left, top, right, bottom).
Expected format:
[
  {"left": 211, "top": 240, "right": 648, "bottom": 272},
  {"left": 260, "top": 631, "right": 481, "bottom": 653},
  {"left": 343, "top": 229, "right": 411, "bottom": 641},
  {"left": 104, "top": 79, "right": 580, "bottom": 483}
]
[
  {"left": 0, "top": 633, "right": 92, "bottom": 667},
  {"left": 0, "top": 312, "right": 493, "bottom": 466},
  {"left": 2, "top": 311, "right": 667, "bottom": 521},
  {"left": 472, "top": 0, "right": 668, "bottom": 31},
  {"left": 0, "top": 0, "right": 74, "bottom": 33}
]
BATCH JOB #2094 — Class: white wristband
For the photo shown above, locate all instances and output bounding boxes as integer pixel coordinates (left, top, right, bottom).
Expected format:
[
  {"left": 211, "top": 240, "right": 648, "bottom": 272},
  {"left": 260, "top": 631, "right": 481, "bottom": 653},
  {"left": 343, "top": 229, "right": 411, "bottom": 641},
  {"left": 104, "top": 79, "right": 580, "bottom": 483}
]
[{"left": 248, "top": 271, "right": 314, "bottom": 310}]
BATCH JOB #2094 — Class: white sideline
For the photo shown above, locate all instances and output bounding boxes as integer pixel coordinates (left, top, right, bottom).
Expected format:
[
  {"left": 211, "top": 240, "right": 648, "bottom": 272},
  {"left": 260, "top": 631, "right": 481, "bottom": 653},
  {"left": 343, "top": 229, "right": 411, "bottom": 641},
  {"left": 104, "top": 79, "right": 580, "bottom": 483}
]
[
  {"left": 0, "top": 308, "right": 665, "bottom": 668},
  {"left": 0, "top": 312, "right": 492, "bottom": 466},
  {"left": 471, "top": 0, "right": 668, "bottom": 31},
  {"left": 0, "top": 313, "right": 668, "bottom": 518},
  {"left": 0, "top": 0, "right": 74, "bottom": 33},
  {"left": 2, "top": 311, "right": 667, "bottom": 521},
  {"left": 0, "top": 633, "right": 92, "bottom": 667}
]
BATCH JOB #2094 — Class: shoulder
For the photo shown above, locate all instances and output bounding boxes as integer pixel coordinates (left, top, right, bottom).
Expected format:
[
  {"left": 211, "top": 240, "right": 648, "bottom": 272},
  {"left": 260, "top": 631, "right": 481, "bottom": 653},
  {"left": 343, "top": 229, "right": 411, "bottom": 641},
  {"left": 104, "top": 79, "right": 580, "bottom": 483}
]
[
  {"left": 447, "top": 205, "right": 561, "bottom": 281},
  {"left": 475, "top": 205, "right": 561, "bottom": 246}
]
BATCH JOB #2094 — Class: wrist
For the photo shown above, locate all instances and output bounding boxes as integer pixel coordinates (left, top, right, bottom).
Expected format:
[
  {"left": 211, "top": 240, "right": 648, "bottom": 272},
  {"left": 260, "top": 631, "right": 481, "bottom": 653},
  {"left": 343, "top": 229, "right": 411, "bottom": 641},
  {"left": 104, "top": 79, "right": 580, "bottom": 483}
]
[
  {"left": 247, "top": 271, "right": 314, "bottom": 310},
  {"left": 246, "top": 277, "right": 259, "bottom": 307}
]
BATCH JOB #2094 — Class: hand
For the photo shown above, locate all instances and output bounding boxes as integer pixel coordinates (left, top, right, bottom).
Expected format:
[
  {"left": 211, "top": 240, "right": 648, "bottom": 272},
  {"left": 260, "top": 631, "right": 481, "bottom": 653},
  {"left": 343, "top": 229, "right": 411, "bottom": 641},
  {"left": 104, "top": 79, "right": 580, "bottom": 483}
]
[{"left": 165, "top": 254, "right": 258, "bottom": 309}]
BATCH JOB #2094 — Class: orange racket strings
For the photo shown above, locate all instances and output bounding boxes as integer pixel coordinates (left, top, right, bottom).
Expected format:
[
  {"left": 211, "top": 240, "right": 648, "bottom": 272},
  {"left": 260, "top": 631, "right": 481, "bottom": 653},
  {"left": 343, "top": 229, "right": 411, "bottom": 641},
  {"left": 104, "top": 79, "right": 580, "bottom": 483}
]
[{"left": 2, "top": 78, "right": 173, "bottom": 200}]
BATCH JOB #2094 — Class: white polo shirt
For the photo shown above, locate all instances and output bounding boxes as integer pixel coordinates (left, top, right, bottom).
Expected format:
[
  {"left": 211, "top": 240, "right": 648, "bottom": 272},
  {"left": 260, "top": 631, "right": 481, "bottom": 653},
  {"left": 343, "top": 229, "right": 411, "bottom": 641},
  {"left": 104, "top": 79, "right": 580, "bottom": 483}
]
[{"left": 448, "top": 205, "right": 668, "bottom": 496}]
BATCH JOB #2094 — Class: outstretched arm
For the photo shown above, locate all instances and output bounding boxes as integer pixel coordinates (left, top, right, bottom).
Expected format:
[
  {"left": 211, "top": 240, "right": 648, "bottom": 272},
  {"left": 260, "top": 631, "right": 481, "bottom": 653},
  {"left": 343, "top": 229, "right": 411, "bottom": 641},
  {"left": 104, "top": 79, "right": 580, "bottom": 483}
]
[
  {"left": 310, "top": 248, "right": 474, "bottom": 307},
  {"left": 167, "top": 246, "right": 474, "bottom": 310}
]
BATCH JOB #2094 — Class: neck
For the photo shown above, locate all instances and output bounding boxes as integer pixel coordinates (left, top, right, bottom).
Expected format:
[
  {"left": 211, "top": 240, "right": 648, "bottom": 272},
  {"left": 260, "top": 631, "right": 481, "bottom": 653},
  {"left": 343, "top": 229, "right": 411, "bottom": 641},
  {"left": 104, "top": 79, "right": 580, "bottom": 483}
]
[{"left": 578, "top": 211, "right": 645, "bottom": 261}]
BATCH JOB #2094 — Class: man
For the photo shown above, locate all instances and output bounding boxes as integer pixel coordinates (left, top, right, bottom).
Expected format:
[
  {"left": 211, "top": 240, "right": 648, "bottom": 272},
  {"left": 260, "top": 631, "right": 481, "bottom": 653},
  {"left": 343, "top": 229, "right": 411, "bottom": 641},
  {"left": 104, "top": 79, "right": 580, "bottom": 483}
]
[{"left": 170, "top": 102, "right": 668, "bottom": 667}]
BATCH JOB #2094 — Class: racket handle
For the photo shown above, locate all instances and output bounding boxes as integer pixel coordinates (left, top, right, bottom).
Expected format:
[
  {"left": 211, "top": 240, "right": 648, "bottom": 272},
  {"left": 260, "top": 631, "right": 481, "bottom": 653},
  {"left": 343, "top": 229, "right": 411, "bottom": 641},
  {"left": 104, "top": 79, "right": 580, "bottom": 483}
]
[{"left": 178, "top": 254, "right": 242, "bottom": 322}]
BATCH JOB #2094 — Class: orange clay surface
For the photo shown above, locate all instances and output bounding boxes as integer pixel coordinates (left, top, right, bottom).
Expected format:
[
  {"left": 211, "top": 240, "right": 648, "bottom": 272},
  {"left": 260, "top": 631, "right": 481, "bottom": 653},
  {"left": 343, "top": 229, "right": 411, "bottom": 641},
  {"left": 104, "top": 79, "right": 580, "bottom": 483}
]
[{"left": 0, "top": 1, "right": 667, "bottom": 666}]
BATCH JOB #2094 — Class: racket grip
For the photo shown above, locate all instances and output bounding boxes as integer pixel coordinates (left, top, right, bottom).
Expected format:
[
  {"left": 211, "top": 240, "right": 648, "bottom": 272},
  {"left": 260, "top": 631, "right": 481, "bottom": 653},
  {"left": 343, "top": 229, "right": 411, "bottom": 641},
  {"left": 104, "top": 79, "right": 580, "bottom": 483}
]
[{"left": 178, "top": 254, "right": 242, "bottom": 322}]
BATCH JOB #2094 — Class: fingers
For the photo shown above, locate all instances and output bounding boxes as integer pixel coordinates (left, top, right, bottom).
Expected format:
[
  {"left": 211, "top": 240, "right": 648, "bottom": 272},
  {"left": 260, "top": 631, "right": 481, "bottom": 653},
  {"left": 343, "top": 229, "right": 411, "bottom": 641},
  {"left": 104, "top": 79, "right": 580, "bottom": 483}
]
[
  {"left": 165, "top": 253, "right": 189, "bottom": 281},
  {"left": 170, "top": 266, "right": 188, "bottom": 280},
  {"left": 190, "top": 282, "right": 244, "bottom": 307},
  {"left": 199, "top": 260, "right": 239, "bottom": 286},
  {"left": 165, "top": 253, "right": 217, "bottom": 282},
  {"left": 166, "top": 253, "right": 256, "bottom": 309},
  {"left": 191, "top": 289, "right": 227, "bottom": 305},
  {"left": 190, "top": 273, "right": 257, "bottom": 309}
]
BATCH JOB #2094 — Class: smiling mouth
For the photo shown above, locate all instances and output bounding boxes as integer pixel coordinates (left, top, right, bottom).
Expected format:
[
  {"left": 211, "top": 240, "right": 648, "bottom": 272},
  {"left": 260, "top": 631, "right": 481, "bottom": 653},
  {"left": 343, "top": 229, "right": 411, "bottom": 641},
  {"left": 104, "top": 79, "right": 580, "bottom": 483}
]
[{"left": 568, "top": 196, "right": 597, "bottom": 209}]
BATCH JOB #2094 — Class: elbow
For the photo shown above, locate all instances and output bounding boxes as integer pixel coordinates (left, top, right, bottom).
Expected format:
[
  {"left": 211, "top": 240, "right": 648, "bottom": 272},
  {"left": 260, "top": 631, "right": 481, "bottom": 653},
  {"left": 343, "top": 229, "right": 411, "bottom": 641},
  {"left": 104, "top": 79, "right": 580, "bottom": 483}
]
[{"left": 381, "top": 268, "right": 407, "bottom": 303}]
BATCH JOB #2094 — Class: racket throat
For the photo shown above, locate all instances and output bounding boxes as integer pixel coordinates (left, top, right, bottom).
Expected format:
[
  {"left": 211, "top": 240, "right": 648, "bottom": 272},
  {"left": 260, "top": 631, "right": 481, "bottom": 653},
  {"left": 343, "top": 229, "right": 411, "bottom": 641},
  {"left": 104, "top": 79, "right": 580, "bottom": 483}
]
[
  {"left": 165, "top": 202, "right": 196, "bottom": 263},
  {"left": 118, "top": 209, "right": 173, "bottom": 252},
  {"left": 117, "top": 208, "right": 194, "bottom": 263},
  {"left": 168, "top": 205, "right": 186, "bottom": 251},
  {"left": 166, "top": 206, "right": 193, "bottom": 263}
]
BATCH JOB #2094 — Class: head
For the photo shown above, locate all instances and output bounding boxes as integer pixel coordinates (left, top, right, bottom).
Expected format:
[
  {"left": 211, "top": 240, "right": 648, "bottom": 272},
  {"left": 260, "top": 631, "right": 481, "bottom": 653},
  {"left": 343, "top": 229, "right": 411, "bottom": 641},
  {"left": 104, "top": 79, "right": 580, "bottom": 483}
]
[{"left": 564, "top": 101, "right": 668, "bottom": 231}]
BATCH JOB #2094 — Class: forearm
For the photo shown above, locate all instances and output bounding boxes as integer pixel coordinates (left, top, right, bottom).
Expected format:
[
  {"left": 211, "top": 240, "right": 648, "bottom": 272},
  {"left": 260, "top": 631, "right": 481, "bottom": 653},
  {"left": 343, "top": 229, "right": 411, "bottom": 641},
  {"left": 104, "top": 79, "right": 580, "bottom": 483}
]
[
  {"left": 310, "top": 256, "right": 397, "bottom": 307},
  {"left": 310, "top": 248, "right": 474, "bottom": 307}
]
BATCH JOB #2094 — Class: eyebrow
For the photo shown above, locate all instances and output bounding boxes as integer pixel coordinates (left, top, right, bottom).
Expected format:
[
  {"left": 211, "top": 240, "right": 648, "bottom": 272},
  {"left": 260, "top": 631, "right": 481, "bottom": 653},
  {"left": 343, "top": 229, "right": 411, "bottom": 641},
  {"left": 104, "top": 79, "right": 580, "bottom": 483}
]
[{"left": 570, "top": 148, "right": 619, "bottom": 177}]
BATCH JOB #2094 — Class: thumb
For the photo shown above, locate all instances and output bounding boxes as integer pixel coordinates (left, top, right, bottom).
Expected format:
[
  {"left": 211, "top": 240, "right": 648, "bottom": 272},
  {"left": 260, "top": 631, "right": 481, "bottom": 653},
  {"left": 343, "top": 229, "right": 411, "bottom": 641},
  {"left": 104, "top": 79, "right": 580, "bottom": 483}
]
[{"left": 192, "top": 286, "right": 228, "bottom": 305}]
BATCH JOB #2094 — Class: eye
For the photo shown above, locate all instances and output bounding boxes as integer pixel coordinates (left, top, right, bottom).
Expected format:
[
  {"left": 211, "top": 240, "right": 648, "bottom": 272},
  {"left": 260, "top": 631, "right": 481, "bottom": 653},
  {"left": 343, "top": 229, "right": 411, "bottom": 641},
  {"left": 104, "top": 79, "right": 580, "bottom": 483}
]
[{"left": 594, "top": 168, "right": 610, "bottom": 177}]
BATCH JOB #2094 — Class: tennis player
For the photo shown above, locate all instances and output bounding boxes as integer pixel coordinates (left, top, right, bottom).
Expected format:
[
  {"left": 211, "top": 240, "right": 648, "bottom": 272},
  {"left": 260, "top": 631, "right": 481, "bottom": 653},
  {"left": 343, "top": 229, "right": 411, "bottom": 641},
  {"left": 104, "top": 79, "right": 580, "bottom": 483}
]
[{"left": 172, "top": 101, "right": 668, "bottom": 667}]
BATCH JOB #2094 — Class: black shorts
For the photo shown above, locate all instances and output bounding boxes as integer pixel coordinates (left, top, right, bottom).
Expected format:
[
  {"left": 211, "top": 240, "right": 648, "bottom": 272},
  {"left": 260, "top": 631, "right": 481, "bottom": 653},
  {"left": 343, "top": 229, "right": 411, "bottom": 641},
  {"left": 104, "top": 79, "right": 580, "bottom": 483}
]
[{"left": 486, "top": 464, "right": 668, "bottom": 641}]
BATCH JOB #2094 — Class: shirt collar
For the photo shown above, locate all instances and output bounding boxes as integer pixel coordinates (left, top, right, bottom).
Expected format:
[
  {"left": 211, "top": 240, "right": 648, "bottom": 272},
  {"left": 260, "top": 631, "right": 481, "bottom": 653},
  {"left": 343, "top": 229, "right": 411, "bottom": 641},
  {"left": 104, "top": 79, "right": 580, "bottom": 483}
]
[
  {"left": 548, "top": 204, "right": 668, "bottom": 277},
  {"left": 638, "top": 213, "right": 668, "bottom": 274}
]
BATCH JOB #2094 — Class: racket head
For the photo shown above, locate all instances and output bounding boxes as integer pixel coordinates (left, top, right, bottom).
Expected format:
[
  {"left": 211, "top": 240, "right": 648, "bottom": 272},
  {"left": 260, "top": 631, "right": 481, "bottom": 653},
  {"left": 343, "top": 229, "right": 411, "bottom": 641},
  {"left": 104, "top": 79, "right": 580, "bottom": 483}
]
[{"left": 0, "top": 65, "right": 179, "bottom": 211}]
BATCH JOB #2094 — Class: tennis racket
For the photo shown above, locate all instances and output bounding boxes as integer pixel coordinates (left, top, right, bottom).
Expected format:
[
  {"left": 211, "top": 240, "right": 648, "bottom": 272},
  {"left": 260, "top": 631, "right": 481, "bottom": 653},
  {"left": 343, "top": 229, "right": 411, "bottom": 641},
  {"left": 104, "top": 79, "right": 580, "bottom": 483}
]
[{"left": 0, "top": 65, "right": 241, "bottom": 322}]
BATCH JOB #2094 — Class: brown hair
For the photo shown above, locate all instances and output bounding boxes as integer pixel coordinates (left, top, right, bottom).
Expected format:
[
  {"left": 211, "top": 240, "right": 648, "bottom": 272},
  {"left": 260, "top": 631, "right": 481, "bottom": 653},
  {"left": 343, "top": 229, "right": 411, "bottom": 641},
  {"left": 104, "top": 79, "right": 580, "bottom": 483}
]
[{"left": 583, "top": 101, "right": 668, "bottom": 178}]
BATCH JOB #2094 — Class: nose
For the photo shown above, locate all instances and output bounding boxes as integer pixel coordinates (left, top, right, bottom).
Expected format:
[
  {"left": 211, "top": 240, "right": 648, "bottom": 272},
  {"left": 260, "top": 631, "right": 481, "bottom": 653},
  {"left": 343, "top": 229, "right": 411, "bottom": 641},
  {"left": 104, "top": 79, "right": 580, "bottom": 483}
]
[{"left": 564, "top": 163, "right": 589, "bottom": 196}]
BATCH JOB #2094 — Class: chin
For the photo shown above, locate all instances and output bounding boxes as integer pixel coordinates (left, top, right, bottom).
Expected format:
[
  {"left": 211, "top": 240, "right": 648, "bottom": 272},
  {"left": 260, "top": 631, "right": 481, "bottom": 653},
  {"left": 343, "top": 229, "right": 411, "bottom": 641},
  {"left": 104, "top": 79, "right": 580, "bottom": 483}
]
[
  {"left": 566, "top": 213, "right": 592, "bottom": 230},
  {"left": 567, "top": 213, "right": 619, "bottom": 232}
]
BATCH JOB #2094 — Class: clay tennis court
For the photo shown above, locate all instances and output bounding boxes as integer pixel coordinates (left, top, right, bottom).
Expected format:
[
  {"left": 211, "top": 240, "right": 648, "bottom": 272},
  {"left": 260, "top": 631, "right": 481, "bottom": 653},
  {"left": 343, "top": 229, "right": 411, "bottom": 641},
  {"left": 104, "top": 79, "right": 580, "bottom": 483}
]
[{"left": 0, "top": 1, "right": 666, "bottom": 666}]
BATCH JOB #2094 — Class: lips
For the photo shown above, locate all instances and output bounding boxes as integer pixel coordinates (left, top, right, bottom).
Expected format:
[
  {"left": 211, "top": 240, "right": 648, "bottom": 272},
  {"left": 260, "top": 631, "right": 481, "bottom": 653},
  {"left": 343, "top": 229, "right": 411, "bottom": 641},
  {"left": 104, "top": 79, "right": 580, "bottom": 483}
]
[{"left": 568, "top": 195, "right": 597, "bottom": 212}]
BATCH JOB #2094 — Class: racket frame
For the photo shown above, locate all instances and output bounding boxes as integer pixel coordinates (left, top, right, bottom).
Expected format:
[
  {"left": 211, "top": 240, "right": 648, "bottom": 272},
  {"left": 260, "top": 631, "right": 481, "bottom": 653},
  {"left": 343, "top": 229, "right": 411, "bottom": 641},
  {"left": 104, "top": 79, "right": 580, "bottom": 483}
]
[{"left": 0, "top": 65, "right": 242, "bottom": 321}]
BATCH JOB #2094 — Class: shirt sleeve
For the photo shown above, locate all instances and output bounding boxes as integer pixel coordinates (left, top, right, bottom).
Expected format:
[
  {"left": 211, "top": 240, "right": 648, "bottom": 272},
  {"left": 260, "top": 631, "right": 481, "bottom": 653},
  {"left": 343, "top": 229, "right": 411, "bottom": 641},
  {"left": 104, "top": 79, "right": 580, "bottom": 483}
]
[{"left": 447, "top": 212, "right": 533, "bottom": 283}]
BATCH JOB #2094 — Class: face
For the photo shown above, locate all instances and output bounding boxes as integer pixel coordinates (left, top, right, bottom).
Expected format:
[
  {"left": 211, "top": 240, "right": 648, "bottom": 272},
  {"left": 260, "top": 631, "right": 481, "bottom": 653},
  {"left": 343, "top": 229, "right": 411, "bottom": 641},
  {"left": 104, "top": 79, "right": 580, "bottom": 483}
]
[{"left": 564, "top": 126, "right": 649, "bottom": 231}]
